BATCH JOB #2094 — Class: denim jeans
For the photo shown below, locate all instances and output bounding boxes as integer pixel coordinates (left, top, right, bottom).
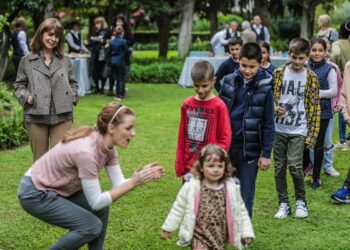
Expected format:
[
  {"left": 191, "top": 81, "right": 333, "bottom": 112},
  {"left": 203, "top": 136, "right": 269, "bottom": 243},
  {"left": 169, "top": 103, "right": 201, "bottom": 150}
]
[
  {"left": 274, "top": 133, "right": 306, "bottom": 204},
  {"left": 18, "top": 176, "right": 109, "bottom": 250},
  {"left": 309, "top": 118, "right": 334, "bottom": 171},
  {"left": 229, "top": 147, "right": 259, "bottom": 218},
  {"left": 338, "top": 112, "right": 347, "bottom": 143}
]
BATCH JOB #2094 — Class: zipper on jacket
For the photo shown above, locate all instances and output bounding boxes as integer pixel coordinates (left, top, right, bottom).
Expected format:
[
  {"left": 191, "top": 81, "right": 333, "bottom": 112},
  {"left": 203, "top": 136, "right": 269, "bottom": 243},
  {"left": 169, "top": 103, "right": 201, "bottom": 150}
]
[{"left": 242, "top": 91, "right": 254, "bottom": 159}]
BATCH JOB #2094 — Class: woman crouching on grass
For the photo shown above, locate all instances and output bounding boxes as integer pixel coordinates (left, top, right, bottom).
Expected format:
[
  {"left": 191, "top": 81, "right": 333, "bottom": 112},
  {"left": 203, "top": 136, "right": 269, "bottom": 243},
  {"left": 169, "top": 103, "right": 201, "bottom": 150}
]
[{"left": 17, "top": 101, "right": 164, "bottom": 249}]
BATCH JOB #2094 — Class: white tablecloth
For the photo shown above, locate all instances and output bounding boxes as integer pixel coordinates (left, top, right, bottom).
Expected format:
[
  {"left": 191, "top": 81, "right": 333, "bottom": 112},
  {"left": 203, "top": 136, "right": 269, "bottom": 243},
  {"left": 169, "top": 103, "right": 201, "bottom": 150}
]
[
  {"left": 178, "top": 56, "right": 289, "bottom": 87},
  {"left": 70, "top": 58, "right": 91, "bottom": 96}
]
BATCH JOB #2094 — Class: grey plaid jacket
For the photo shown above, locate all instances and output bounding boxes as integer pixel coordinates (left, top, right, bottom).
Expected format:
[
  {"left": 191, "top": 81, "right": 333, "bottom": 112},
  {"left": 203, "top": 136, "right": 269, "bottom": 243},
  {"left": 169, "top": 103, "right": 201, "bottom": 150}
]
[{"left": 14, "top": 53, "right": 78, "bottom": 115}]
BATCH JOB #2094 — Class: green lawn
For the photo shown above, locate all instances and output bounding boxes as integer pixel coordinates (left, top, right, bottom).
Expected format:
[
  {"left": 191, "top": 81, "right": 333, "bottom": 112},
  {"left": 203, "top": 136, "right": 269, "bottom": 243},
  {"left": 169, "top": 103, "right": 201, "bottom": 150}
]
[{"left": 0, "top": 84, "right": 349, "bottom": 249}]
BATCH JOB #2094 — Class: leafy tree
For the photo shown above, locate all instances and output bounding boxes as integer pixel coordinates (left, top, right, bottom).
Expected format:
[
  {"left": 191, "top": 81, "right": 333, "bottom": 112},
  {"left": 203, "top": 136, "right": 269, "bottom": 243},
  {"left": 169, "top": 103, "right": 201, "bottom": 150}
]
[{"left": 138, "top": 0, "right": 182, "bottom": 58}]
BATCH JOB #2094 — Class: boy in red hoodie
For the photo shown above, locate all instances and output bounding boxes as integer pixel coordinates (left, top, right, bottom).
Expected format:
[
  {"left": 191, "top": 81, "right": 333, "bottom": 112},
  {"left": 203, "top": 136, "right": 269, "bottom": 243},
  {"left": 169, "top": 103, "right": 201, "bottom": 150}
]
[{"left": 175, "top": 60, "right": 232, "bottom": 182}]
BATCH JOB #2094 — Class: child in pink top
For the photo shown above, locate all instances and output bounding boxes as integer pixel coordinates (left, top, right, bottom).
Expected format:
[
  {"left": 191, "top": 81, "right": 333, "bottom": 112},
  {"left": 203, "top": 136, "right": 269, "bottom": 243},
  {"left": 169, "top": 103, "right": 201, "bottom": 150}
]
[{"left": 18, "top": 102, "right": 164, "bottom": 249}]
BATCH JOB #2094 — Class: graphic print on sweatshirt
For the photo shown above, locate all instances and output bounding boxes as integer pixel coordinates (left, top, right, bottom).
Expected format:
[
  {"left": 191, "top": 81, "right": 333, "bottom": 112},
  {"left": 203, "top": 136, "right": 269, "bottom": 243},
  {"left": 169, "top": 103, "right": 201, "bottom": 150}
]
[
  {"left": 275, "top": 67, "right": 308, "bottom": 136},
  {"left": 186, "top": 106, "right": 213, "bottom": 153}
]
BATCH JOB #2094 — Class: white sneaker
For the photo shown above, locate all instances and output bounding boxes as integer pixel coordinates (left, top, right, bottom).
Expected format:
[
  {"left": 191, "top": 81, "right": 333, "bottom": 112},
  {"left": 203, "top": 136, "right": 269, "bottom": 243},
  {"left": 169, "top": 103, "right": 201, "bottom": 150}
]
[
  {"left": 295, "top": 200, "right": 308, "bottom": 218},
  {"left": 274, "top": 202, "right": 291, "bottom": 219},
  {"left": 335, "top": 142, "right": 350, "bottom": 150},
  {"left": 324, "top": 167, "right": 340, "bottom": 177}
]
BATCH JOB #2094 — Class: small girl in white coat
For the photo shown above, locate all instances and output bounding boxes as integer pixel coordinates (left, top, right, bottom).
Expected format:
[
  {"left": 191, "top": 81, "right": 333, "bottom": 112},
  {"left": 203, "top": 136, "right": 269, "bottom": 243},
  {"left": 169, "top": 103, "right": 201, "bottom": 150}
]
[{"left": 161, "top": 144, "right": 254, "bottom": 250}]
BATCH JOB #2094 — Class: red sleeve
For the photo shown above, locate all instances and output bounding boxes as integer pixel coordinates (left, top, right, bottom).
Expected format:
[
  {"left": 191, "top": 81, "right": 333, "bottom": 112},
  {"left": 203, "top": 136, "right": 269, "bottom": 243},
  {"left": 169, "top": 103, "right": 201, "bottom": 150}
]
[
  {"left": 175, "top": 103, "right": 186, "bottom": 177},
  {"left": 216, "top": 101, "right": 232, "bottom": 152}
]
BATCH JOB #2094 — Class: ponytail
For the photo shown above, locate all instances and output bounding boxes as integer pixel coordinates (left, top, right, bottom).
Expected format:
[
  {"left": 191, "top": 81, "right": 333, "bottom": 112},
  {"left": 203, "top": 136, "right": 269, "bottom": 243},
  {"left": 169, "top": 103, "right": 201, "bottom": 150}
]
[{"left": 61, "top": 126, "right": 96, "bottom": 143}]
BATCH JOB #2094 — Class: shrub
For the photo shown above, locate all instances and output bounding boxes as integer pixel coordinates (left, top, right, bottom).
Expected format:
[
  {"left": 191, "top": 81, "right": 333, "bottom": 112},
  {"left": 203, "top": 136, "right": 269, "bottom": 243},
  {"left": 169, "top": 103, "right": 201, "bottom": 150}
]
[
  {"left": 4, "top": 60, "right": 16, "bottom": 82},
  {"left": 0, "top": 83, "right": 28, "bottom": 149},
  {"left": 133, "top": 38, "right": 210, "bottom": 52},
  {"left": 269, "top": 8, "right": 300, "bottom": 50},
  {"left": 218, "top": 13, "right": 244, "bottom": 27},
  {"left": 133, "top": 31, "right": 210, "bottom": 44},
  {"left": 129, "top": 62, "right": 183, "bottom": 84}
]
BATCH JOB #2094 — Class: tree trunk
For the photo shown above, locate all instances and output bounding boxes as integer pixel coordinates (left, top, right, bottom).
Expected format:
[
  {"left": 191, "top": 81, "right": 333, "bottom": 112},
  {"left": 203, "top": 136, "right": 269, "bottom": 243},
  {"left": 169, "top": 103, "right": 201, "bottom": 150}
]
[
  {"left": 300, "top": 1, "right": 317, "bottom": 39},
  {"left": 32, "top": 9, "right": 45, "bottom": 30},
  {"left": 0, "top": 4, "right": 24, "bottom": 81},
  {"left": 0, "top": 29, "right": 10, "bottom": 81},
  {"left": 105, "top": 0, "right": 116, "bottom": 25},
  {"left": 208, "top": 0, "right": 218, "bottom": 37},
  {"left": 178, "top": 0, "right": 196, "bottom": 58},
  {"left": 254, "top": 0, "right": 270, "bottom": 26},
  {"left": 44, "top": 0, "right": 55, "bottom": 19},
  {"left": 157, "top": 14, "right": 170, "bottom": 59},
  {"left": 300, "top": 0, "right": 325, "bottom": 39}
]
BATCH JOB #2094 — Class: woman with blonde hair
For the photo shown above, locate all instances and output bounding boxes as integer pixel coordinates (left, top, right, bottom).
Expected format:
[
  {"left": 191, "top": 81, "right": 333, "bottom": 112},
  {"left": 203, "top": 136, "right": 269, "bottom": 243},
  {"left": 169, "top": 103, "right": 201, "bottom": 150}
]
[
  {"left": 18, "top": 101, "right": 164, "bottom": 249},
  {"left": 14, "top": 18, "right": 78, "bottom": 162},
  {"left": 317, "top": 14, "right": 339, "bottom": 43}
]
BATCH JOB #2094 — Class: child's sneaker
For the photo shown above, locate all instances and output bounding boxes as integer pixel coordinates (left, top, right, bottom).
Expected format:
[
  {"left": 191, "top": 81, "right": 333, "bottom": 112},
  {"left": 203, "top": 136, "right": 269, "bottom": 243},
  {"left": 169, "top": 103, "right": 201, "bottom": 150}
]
[
  {"left": 324, "top": 167, "right": 340, "bottom": 177},
  {"left": 335, "top": 142, "right": 350, "bottom": 150},
  {"left": 311, "top": 177, "right": 322, "bottom": 189},
  {"left": 303, "top": 163, "right": 313, "bottom": 177},
  {"left": 331, "top": 186, "right": 350, "bottom": 203},
  {"left": 295, "top": 200, "right": 308, "bottom": 218},
  {"left": 274, "top": 202, "right": 291, "bottom": 219}
]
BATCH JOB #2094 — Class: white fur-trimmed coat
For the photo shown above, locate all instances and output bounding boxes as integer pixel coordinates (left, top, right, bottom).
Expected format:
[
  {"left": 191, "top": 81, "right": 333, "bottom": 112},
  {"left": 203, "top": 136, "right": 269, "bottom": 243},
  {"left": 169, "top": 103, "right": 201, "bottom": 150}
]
[{"left": 162, "top": 177, "right": 255, "bottom": 249}]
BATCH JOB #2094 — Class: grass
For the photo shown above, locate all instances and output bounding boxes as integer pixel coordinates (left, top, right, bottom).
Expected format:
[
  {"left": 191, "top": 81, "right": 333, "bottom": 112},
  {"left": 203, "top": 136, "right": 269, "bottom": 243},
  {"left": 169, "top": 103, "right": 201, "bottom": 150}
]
[{"left": 0, "top": 84, "right": 349, "bottom": 249}]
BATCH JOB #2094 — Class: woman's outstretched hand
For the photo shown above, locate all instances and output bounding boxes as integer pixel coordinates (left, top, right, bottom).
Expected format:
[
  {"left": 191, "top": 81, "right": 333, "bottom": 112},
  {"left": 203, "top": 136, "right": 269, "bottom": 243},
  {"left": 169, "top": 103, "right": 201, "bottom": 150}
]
[
  {"left": 109, "top": 162, "right": 164, "bottom": 202},
  {"left": 132, "top": 162, "right": 164, "bottom": 186}
]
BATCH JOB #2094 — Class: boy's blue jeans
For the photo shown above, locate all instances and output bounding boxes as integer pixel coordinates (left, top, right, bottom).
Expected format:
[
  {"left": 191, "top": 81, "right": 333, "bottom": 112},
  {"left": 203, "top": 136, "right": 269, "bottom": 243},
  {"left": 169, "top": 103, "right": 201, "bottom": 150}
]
[
  {"left": 338, "top": 112, "right": 347, "bottom": 143},
  {"left": 18, "top": 176, "right": 109, "bottom": 250},
  {"left": 229, "top": 147, "right": 259, "bottom": 218},
  {"left": 309, "top": 118, "right": 334, "bottom": 171}
]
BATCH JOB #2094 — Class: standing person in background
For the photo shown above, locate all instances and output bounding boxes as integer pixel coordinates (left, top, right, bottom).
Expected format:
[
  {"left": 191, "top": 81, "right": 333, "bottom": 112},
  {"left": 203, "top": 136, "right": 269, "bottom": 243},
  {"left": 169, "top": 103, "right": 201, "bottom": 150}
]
[
  {"left": 214, "top": 37, "right": 243, "bottom": 92},
  {"left": 251, "top": 15, "right": 270, "bottom": 43},
  {"left": 241, "top": 20, "right": 257, "bottom": 44},
  {"left": 17, "top": 101, "right": 164, "bottom": 249},
  {"left": 65, "top": 20, "right": 89, "bottom": 54},
  {"left": 108, "top": 26, "right": 129, "bottom": 101},
  {"left": 210, "top": 23, "right": 228, "bottom": 56},
  {"left": 317, "top": 14, "right": 339, "bottom": 44},
  {"left": 11, "top": 17, "right": 30, "bottom": 73},
  {"left": 223, "top": 21, "right": 240, "bottom": 52},
  {"left": 88, "top": 16, "right": 108, "bottom": 94},
  {"left": 331, "top": 21, "right": 350, "bottom": 149},
  {"left": 259, "top": 41, "right": 276, "bottom": 75},
  {"left": 14, "top": 18, "right": 78, "bottom": 162},
  {"left": 105, "top": 14, "right": 134, "bottom": 96}
]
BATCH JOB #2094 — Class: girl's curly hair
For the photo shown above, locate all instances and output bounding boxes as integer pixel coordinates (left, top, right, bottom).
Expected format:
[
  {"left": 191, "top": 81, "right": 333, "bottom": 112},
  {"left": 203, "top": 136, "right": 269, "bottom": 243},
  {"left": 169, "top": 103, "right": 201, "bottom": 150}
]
[{"left": 191, "top": 144, "right": 236, "bottom": 182}]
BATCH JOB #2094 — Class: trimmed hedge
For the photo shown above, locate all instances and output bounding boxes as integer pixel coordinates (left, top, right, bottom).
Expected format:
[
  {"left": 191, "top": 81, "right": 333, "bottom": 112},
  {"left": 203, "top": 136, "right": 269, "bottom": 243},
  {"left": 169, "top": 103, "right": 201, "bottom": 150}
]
[
  {"left": 0, "top": 83, "right": 28, "bottom": 149},
  {"left": 129, "top": 61, "right": 183, "bottom": 84}
]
